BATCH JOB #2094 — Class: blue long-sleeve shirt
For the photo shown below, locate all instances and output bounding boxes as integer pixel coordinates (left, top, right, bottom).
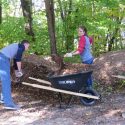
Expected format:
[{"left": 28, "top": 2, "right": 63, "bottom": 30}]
[
  {"left": 0, "top": 43, "right": 25, "bottom": 69},
  {"left": 0, "top": 43, "right": 25, "bottom": 61}
]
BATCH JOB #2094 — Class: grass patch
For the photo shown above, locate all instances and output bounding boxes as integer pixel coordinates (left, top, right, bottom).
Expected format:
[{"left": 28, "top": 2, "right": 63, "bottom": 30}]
[{"left": 63, "top": 55, "right": 81, "bottom": 63}]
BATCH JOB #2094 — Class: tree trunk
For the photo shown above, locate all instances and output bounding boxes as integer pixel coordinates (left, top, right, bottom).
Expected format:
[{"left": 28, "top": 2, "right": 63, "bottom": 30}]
[
  {"left": 57, "top": 0, "right": 65, "bottom": 21},
  {"left": 20, "top": 0, "right": 35, "bottom": 41},
  {"left": 57, "top": 0, "right": 74, "bottom": 51},
  {"left": 44, "top": 0, "right": 57, "bottom": 55},
  {"left": 108, "top": 17, "right": 123, "bottom": 51},
  {"left": 108, "top": 36, "right": 115, "bottom": 51}
]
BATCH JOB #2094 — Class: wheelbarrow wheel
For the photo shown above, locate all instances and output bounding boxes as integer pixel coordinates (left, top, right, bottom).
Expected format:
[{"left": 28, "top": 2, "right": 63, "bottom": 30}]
[{"left": 80, "top": 88, "right": 99, "bottom": 106}]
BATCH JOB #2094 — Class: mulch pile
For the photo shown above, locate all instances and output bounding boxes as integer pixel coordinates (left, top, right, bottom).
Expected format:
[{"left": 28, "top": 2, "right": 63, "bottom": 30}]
[
  {"left": 12, "top": 51, "right": 125, "bottom": 91},
  {"left": 9, "top": 50, "right": 125, "bottom": 106},
  {"left": 93, "top": 50, "right": 125, "bottom": 85},
  {"left": 11, "top": 50, "right": 125, "bottom": 86}
]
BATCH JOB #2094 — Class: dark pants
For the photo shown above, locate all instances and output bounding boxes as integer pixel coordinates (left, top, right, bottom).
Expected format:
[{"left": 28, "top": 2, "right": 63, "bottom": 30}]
[{"left": 82, "top": 58, "right": 93, "bottom": 87}]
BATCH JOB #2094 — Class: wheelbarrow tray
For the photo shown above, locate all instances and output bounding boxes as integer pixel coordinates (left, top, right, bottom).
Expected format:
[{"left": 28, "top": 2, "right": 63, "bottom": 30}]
[{"left": 49, "top": 71, "right": 93, "bottom": 92}]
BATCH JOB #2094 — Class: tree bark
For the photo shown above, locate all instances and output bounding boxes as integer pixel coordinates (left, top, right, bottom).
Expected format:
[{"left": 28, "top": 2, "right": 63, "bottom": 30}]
[
  {"left": 20, "top": 0, "right": 35, "bottom": 41},
  {"left": 57, "top": 0, "right": 65, "bottom": 21},
  {"left": 44, "top": 0, "right": 57, "bottom": 54},
  {"left": 108, "top": 17, "right": 123, "bottom": 51}
]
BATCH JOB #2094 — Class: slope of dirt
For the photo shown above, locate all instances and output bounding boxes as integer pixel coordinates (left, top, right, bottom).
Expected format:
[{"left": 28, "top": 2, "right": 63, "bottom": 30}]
[
  {"left": 93, "top": 50, "right": 125, "bottom": 85},
  {"left": 0, "top": 86, "right": 125, "bottom": 125}
]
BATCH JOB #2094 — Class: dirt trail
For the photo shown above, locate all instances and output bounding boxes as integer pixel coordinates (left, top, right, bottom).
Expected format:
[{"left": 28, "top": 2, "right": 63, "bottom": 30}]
[{"left": 0, "top": 86, "right": 125, "bottom": 125}]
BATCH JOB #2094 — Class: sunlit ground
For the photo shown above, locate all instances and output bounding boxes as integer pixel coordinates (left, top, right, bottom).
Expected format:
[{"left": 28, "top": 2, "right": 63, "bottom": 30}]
[{"left": 0, "top": 92, "right": 125, "bottom": 125}]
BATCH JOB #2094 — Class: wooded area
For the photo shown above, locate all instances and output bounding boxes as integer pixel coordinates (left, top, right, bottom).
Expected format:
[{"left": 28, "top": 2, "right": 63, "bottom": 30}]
[
  {"left": 0, "top": 0, "right": 125, "bottom": 56},
  {"left": 1, "top": 1, "right": 125, "bottom": 124}
]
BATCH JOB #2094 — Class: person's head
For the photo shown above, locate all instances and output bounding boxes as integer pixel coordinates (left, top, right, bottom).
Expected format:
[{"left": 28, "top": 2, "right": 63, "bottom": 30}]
[
  {"left": 78, "top": 26, "right": 88, "bottom": 37},
  {"left": 21, "top": 40, "right": 30, "bottom": 50}
]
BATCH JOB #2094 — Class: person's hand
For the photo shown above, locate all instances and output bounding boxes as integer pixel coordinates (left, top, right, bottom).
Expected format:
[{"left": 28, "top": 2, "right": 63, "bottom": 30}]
[
  {"left": 64, "top": 53, "right": 73, "bottom": 57},
  {"left": 15, "top": 70, "right": 23, "bottom": 78}
]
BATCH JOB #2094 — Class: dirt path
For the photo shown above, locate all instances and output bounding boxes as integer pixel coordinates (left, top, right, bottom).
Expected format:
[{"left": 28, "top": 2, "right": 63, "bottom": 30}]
[{"left": 0, "top": 85, "right": 125, "bottom": 125}]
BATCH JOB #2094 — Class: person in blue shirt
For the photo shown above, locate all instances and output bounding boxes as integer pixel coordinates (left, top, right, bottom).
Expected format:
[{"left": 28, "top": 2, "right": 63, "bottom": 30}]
[{"left": 0, "top": 40, "right": 30, "bottom": 110}]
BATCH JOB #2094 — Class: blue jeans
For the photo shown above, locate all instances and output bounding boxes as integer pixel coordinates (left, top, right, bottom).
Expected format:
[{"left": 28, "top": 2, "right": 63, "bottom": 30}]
[
  {"left": 82, "top": 58, "right": 94, "bottom": 87},
  {"left": 0, "top": 53, "right": 15, "bottom": 106}
]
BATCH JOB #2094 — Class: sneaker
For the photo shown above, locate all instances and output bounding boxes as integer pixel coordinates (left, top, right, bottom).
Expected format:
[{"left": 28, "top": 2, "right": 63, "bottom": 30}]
[
  {"left": 0, "top": 100, "right": 4, "bottom": 104},
  {"left": 0, "top": 93, "right": 4, "bottom": 104},
  {"left": 86, "top": 86, "right": 93, "bottom": 90},
  {"left": 4, "top": 104, "right": 21, "bottom": 110}
]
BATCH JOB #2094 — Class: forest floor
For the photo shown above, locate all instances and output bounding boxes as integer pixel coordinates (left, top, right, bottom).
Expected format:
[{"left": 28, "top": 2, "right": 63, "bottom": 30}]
[{"left": 1, "top": 50, "right": 125, "bottom": 125}]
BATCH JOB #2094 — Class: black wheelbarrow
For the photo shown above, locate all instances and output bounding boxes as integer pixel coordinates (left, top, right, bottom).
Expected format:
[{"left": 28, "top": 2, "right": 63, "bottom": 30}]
[{"left": 22, "top": 71, "right": 100, "bottom": 107}]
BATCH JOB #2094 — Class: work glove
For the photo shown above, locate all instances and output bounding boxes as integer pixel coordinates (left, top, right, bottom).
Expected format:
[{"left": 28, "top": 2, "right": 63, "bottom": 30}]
[
  {"left": 15, "top": 70, "right": 23, "bottom": 78},
  {"left": 64, "top": 53, "right": 73, "bottom": 57}
]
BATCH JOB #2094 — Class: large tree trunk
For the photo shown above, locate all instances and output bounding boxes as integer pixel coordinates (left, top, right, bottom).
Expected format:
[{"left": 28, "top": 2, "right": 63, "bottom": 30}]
[
  {"left": 44, "top": 0, "right": 57, "bottom": 54},
  {"left": 20, "top": 0, "right": 35, "bottom": 41},
  {"left": 0, "top": 0, "right": 2, "bottom": 24}
]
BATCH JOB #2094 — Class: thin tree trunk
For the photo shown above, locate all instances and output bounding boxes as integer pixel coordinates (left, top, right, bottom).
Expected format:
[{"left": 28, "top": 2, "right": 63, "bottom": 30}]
[
  {"left": 57, "top": 0, "right": 74, "bottom": 51},
  {"left": 20, "top": 0, "right": 35, "bottom": 41},
  {"left": 44, "top": 0, "right": 57, "bottom": 54},
  {"left": 57, "top": 0, "right": 65, "bottom": 21},
  {"left": 108, "top": 36, "right": 115, "bottom": 51},
  {"left": 108, "top": 17, "right": 123, "bottom": 51}
]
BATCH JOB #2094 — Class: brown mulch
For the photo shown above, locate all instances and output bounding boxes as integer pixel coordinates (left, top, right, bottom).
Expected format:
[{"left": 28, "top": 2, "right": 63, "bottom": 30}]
[
  {"left": 10, "top": 50, "right": 125, "bottom": 99},
  {"left": 11, "top": 54, "right": 94, "bottom": 84},
  {"left": 11, "top": 50, "right": 125, "bottom": 86}
]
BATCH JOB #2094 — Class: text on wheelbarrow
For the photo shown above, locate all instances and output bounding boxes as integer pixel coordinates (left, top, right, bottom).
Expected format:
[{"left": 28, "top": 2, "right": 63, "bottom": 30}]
[{"left": 58, "top": 80, "right": 76, "bottom": 85}]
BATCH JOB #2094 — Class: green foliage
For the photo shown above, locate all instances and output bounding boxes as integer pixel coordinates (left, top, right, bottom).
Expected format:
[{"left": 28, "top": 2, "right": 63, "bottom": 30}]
[
  {"left": 64, "top": 55, "right": 81, "bottom": 63},
  {"left": 118, "top": 80, "right": 125, "bottom": 89},
  {"left": 0, "top": 17, "right": 28, "bottom": 47},
  {"left": 0, "top": 0, "right": 125, "bottom": 57}
]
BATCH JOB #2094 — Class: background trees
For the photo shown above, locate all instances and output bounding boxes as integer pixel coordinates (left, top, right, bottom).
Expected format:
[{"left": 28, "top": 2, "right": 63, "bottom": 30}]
[
  {"left": 20, "top": 0, "right": 35, "bottom": 41},
  {"left": 0, "top": 0, "right": 125, "bottom": 57},
  {"left": 44, "top": 0, "right": 57, "bottom": 55}
]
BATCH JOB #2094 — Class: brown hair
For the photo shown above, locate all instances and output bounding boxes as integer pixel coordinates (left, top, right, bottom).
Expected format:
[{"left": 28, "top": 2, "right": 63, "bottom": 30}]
[
  {"left": 79, "top": 26, "right": 88, "bottom": 36},
  {"left": 21, "top": 40, "right": 30, "bottom": 45}
]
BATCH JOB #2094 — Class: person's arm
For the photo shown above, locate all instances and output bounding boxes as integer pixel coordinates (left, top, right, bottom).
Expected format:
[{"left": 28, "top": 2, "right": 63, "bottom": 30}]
[
  {"left": 72, "top": 36, "right": 86, "bottom": 55},
  {"left": 89, "top": 36, "right": 93, "bottom": 45},
  {"left": 72, "top": 50, "right": 80, "bottom": 56},
  {"left": 64, "top": 36, "right": 86, "bottom": 57},
  {"left": 14, "top": 61, "right": 23, "bottom": 78},
  {"left": 16, "top": 62, "right": 22, "bottom": 71},
  {"left": 14, "top": 44, "right": 25, "bottom": 71}
]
